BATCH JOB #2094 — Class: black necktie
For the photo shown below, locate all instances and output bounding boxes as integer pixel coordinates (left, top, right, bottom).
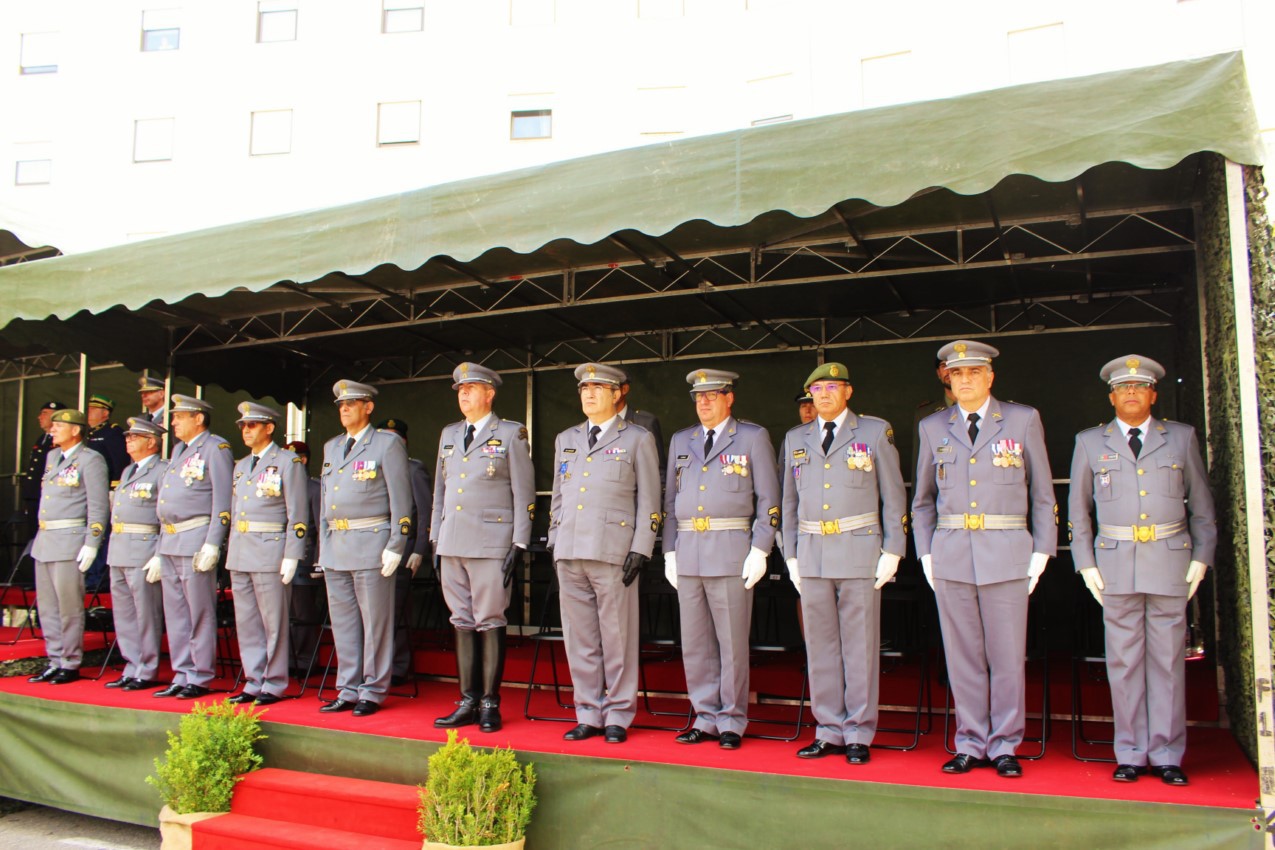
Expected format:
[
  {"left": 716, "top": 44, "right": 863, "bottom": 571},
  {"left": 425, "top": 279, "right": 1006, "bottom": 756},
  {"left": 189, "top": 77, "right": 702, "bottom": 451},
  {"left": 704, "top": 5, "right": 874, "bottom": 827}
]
[
  {"left": 703, "top": 429, "right": 715, "bottom": 457},
  {"left": 821, "top": 421, "right": 836, "bottom": 454},
  {"left": 463, "top": 424, "right": 475, "bottom": 452},
  {"left": 343, "top": 437, "right": 354, "bottom": 458},
  {"left": 250, "top": 455, "right": 259, "bottom": 472},
  {"left": 967, "top": 412, "right": 981, "bottom": 444},
  {"left": 588, "top": 425, "right": 601, "bottom": 449},
  {"left": 1128, "top": 427, "right": 1142, "bottom": 458}
]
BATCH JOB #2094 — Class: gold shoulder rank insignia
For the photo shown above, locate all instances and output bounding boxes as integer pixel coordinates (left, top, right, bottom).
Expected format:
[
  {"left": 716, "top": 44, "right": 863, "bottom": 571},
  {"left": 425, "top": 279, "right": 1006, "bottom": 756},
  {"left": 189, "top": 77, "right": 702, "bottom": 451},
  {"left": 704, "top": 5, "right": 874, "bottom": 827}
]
[
  {"left": 293, "top": 457, "right": 304, "bottom": 463},
  {"left": 518, "top": 427, "right": 529, "bottom": 442},
  {"left": 218, "top": 442, "right": 231, "bottom": 451},
  {"left": 885, "top": 427, "right": 895, "bottom": 446}
]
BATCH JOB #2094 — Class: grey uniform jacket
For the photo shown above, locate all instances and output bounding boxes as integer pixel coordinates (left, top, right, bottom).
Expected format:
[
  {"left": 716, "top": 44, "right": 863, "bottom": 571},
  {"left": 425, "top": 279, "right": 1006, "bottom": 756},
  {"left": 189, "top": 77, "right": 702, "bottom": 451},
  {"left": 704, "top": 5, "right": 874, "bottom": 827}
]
[
  {"left": 157, "top": 431, "right": 234, "bottom": 557},
  {"left": 226, "top": 444, "right": 310, "bottom": 572},
  {"left": 548, "top": 419, "right": 661, "bottom": 564},
  {"left": 663, "top": 418, "right": 780, "bottom": 575},
  {"left": 1068, "top": 417, "right": 1216, "bottom": 596},
  {"left": 912, "top": 398, "right": 1057, "bottom": 584},
  {"left": 106, "top": 456, "right": 169, "bottom": 567},
  {"left": 404, "top": 458, "right": 434, "bottom": 559},
  {"left": 780, "top": 411, "right": 908, "bottom": 577},
  {"left": 33, "top": 445, "right": 110, "bottom": 562},
  {"left": 430, "top": 416, "right": 536, "bottom": 558},
  {"left": 318, "top": 429, "right": 412, "bottom": 571}
]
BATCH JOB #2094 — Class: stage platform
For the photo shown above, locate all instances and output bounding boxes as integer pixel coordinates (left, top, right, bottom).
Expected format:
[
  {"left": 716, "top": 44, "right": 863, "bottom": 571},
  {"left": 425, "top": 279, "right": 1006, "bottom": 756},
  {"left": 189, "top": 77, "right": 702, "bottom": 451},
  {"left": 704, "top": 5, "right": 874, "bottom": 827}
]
[{"left": 0, "top": 651, "right": 1261, "bottom": 850}]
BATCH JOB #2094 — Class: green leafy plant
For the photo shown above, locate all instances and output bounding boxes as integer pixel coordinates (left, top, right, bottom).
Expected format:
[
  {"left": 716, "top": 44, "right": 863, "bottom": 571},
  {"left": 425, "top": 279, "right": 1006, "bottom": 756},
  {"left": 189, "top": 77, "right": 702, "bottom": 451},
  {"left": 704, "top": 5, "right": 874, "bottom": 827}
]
[
  {"left": 418, "top": 730, "right": 536, "bottom": 846},
  {"left": 146, "top": 700, "right": 267, "bottom": 814}
]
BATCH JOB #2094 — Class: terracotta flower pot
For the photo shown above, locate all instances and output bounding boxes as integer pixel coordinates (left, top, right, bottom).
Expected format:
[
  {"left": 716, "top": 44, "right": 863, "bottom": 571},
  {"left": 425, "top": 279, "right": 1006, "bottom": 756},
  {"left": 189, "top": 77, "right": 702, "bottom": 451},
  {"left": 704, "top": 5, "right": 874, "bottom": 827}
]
[
  {"left": 422, "top": 839, "right": 525, "bottom": 850},
  {"left": 158, "top": 804, "right": 223, "bottom": 850}
]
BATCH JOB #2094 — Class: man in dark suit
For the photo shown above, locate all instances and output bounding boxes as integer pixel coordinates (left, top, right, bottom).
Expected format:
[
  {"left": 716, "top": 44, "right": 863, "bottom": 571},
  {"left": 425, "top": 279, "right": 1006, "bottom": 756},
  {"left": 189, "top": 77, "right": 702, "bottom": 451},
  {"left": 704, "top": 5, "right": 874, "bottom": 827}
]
[{"left": 21, "top": 400, "right": 65, "bottom": 544}]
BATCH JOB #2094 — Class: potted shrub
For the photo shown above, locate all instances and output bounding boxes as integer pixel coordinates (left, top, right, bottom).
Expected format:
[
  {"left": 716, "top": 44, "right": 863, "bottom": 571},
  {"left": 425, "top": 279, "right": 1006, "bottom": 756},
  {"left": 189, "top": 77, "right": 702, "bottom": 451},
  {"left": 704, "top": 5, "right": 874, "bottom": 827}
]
[
  {"left": 418, "top": 730, "right": 537, "bottom": 849},
  {"left": 147, "top": 700, "right": 267, "bottom": 850}
]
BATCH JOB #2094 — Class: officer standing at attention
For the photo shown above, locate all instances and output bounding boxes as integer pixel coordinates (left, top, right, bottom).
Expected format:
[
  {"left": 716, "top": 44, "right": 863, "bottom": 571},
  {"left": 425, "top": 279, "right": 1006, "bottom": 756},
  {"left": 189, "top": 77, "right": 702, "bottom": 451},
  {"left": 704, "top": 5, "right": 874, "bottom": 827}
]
[
  {"left": 138, "top": 376, "right": 168, "bottom": 426},
  {"left": 226, "top": 403, "right": 309, "bottom": 706},
  {"left": 1068, "top": 356, "right": 1216, "bottom": 786},
  {"left": 103, "top": 417, "right": 168, "bottom": 691},
  {"left": 431, "top": 363, "right": 535, "bottom": 734},
  {"left": 153, "top": 395, "right": 234, "bottom": 700},
  {"left": 27, "top": 408, "right": 109, "bottom": 686},
  {"left": 318, "top": 381, "right": 412, "bottom": 717},
  {"left": 780, "top": 362, "right": 907, "bottom": 765},
  {"left": 664, "top": 369, "right": 780, "bottom": 750},
  {"left": 21, "top": 401, "right": 66, "bottom": 544},
  {"left": 549, "top": 363, "right": 661, "bottom": 744},
  {"left": 912, "top": 341, "right": 1057, "bottom": 778}
]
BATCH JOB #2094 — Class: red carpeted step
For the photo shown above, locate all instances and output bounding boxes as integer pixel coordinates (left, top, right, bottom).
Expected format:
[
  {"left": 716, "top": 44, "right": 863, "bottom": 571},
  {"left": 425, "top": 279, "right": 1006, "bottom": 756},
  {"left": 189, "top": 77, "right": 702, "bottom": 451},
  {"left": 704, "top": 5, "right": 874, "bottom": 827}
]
[
  {"left": 228, "top": 767, "right": 420, "bottom": 839},
  {"left": 193, "top": 812, "right": 420, "bottom": 850}
]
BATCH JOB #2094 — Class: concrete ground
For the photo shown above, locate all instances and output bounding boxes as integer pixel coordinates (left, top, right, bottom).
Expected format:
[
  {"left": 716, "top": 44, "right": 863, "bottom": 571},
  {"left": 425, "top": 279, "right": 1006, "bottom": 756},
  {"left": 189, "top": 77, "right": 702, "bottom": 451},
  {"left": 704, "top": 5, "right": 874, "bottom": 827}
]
[{"left": 0, "top": 802, "right": 159, "bottom": 850}]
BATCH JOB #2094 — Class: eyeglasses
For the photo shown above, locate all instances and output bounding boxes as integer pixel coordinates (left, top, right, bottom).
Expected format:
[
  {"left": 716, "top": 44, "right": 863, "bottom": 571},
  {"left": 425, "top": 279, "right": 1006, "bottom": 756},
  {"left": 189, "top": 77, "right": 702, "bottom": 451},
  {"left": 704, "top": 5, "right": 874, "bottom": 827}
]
[
  {"left": 808, "top": 382, "right": 844, "bottom": 395},
  {"left": 692, "top": 390, "right": 730, "bottom": 402},
  {"left": 578, "top": 383, "right": 616, "bottom": 395},
  {"left": 1112, "top": 383, "right": 1153, "bottom": 394}
]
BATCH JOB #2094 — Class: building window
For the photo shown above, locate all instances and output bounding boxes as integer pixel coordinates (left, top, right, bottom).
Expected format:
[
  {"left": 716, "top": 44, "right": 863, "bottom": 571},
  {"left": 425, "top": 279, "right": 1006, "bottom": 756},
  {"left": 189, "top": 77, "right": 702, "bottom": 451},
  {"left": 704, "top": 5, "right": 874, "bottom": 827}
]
[
  {"left": 141, "top": 9, "right": 181, "bottom": 51},
  {"left": 250, "top": 109, "right": 293, "bottom": 155},
  {"left": 377, "top": 101, "right": 421, "bottom": 145},
  {"left": 15, "top": 159, "right": 52, "bottom": 185},
  {"left": 19, "top": 32, "right": 58, "bottom": 75},
  {"left": 510, "top": 109, "right": 552, "bottom": 140},
  {"left": 134, "top": 118, "right": 176, "bottom": 162},
  {"left": 383, "top": 1, "right": 424, "bottom": 33},
  {"left": 509, "top": 0, "right": 554, "bottom": 27},
  {"left": 258, "top": 1, "right": 298, "bottom": 43},
  {"left": 860, "top": 51, "right": 915, "bottom": 108},
  {"left": 1007, "top": 23, "right": 1064, "bottom": 85},
  {"left": 639, "top": 0, "right": 684, "bottom": 17}
]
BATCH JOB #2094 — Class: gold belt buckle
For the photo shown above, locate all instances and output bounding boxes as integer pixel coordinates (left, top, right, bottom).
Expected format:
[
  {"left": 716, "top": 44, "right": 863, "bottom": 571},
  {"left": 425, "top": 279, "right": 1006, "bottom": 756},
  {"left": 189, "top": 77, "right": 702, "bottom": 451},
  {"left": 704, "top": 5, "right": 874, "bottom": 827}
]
[
  {"left": 38, "top": 520, "right": 47, "bottom": 530},
  {"left": 112, "top": 523, "right": 122, "bottom": 534},
  {"left": 1133, "top": 524, "right": 1155, "bottom": 543},
  {"left": 334, "top": 518, "right": 350, "bottom": 531},
  {"left": 237, "top": 520, "right": 249, "bottom": 533},
  {"left": 820, "top": 519, "right": 841, "bottom": 535},
  {"left": 964, "top": 513, "right": 985, "bottom": 531},
  {"left": 164, "top": 523, "right": 176, "bottom": 534},
  {"left": 692, "top": 516, "right": 711, "bottom": 532}
]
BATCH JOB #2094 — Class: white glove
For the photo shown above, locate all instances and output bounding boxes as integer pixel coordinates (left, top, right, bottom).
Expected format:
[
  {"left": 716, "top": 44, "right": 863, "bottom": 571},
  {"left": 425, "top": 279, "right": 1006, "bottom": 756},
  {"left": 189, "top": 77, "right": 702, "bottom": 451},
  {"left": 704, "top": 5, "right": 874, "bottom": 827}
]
[
  {"left": 144, "top": 555, "right": 163, "bottom": 584},
  {"left": 1079, "top": 566, "right": 1105, "bottom": 607},
  {"left": 280, "top": 558, "right": 299, "bottom": 585},
  {"left": 76, "top": 546, "right": 98, "bottom": 573},
  {"left": 1186, "top": 560, "right": 1208, "bottom": 599},
  {"left": 742, "top": 546, "right": 768, "bottom": 590},
  {"left": 405, "top": 553, "right": 423, "bottom": 575},
  {"left": 664, "top": 551, "right": 678, "bottom": 590},
  {"left": 785, "top": 557, "right": 801, "bottom": 595},
  {"left": 193, "top": 543, "right": 220, "bottom": 573},
  {"left": 873, "top": 552, "right": 901, "bottom": 590},
  {"left": 920, "top": 554, "right": 935, "bottom": 591},
  {"left": 380, "top": 548, "right": 402, "bottom": 577},
  {"left": 1027, "top": 552, "right": 1049, "bottom": 595},
  {"left": 774, "top": 531, "right": 784, "bottom": 553}
]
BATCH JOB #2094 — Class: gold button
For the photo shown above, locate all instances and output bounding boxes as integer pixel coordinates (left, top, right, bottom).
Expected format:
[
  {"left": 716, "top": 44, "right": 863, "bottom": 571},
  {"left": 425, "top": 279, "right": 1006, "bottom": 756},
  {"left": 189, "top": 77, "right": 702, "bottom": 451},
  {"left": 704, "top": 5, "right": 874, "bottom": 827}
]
[
  {"left": 579, "top": 487, "right": 586, "bottom": 492},
  {"left": 457, "top": 488, "right": 463, "bottom": 494},
  {"left": 824, "top": 483, "right": 831, "bottom": 489},
  {"left": 1140, "top": 513, "right": 1149, "bottom": 520},
  {"left": 1137, "top": 469, "right": 1144, "bottom": 475},
  {"left": 460, "top": 473, "right": 466, "bottom": 479},
  {"left": 586, "top": 457, "right": 593, "bottom": 463},
  {"left": 160, "top": 499, "right": 165, "bottom": 504},
  {"left": 702, "top": 466, "right": 709, "bottom": 472},
  {"left": 698, "top": 506, "right": 704, "bottom": 512},
  {"left": 456, "top": 505, "right": 463, "bottom": 511},
  {"left": 244, "top": 495, "right": 249, "bottom": 500},
  {"left": 1172, "top": 464, "right": 1179, "bottom": 469},
  {"left": 970, "top": 501, "right": 978, "bottom": 508},
  {"left": 823, "top": 504, "right": 830, "bottom": 510},
  {"left": 970, "top": 458, "right": 976, "bottom": 465},
  {"left": 620, "top": 521, "right": 627, "bottom": 527},
  {"left": 331, "top": 505, "right": 337, "bottom": 510},
  {"left": 334, "top": 485, "right": 339, "bottom": 491},
  {"left": 969, "top": 480, "right": 977, "bottom": 486},
  {"left": 824, "top": 463, "right": 831, "bottom": 469},
  {"left": 1139, "top": 490, "right": 1147, "bottom": 496},
  {"left": 583, "top": 472, "right": 590, "bottom": 477},
  {"left": 462, "top": 457, "right": 469, "bottom": 462},
  {"left": 699, "top": 485, "right": 706, "bottom": 491},
  {"left": 577, "top": 504, "right": 583, "bottom": 510}
]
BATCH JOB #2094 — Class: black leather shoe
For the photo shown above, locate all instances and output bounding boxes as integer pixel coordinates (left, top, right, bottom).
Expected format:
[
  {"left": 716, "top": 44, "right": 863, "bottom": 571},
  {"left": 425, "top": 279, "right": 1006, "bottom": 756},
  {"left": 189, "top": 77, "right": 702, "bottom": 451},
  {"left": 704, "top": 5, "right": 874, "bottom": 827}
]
[
  {"left": 352, "top": 700, "right": 379, "bottom": 717},
  {"left": 718, "top": 732, "right": 742, "bottom": 750},
  {"left": 1113, "top": 764, "right": 1148, "bottom": 782},
  {"left": 28, "top": 667, "right": 58, "bottom": 684},
  {"left": 50, "top": 668, "right": 81, "bottom": 685},
  {"left": 675, "top": 729, "right": 719, "bottom": 745},
  {"left": 104, "top": 676, "right": 131, "bottom": 689},
  {"left": 123, "top": 679, "right": 162, "bottom": 691},
  {"left": 993, "top": 755, "right": 1023, "bottom": 778},
  {"left": 478, "top": 698, "right": 501, "bottom": 732},
  {"left": 563, "top": 723, "right": 603, "bottom": 741},
  {"left": 604, "top": 726, "right": 627, "bottom": 744},
  {"left": 390, "top": 675, "right": 409, "bottom": 686},
  {"left": 845, "top": 744, "right": 871, "bottom": 765},
  {"left": 320, "top": 698, "right": 355, "bottom": 713},
  {"left": 177, "top": 684, "right": 211, "bottom": 699},
  {"left": 153, "top": 683, "right": 184, "bottom": 698},
  {"left": 1150, "top": 765, "right": 1190, "bottom": 786},
  {"left": 253, "top": 694, "right": 282, "bottom": 707},
  {"left": 434, "top": 699, "right": 479, "bottom": 728},
  {"left": 796, "top": 740, "right": 845, "bottom": 759},
  {"left": 226, "top": 693, "right": 257, "bottom": 705},
  {"left": 942, "top": 753, "right": 991, "bottom": 774}
]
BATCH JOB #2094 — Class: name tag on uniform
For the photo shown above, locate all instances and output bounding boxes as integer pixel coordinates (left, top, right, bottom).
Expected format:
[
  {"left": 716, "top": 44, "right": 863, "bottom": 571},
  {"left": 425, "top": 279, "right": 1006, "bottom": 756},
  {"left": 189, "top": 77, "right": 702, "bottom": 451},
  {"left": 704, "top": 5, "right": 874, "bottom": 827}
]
[
  {"left": 563, "top": 448, "right": 576, "bottom": 454},
  {"left": 1099, "top": 453, "right": 1119, "bottom": 462},
  {"left": 792, "top": 449, "right": 806, "bottom": 459},
  {"left": 935, "top": 445, "right": 953, "bottom": 454},
  {"left": 486, "top": 438, "right": 503, "bottom": 447}
]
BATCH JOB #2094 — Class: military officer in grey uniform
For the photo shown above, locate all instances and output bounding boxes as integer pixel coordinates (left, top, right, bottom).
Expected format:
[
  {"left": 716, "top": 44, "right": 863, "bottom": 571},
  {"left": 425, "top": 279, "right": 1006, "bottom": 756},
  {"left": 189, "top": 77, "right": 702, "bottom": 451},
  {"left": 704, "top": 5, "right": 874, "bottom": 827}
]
[
  {"left": 318, "top": 380, "right": 413, "bottom": 717},
  {"left": 138, "top": 376, "right": 167, "bottom": 427},
  {"left": 616, "top": 368, "right": 664, "bottom": 475},
  {"left": 780, "top": 362, "right": 907, "bottom": 765},
  {"left": 664, "top": 369, "right": 781, "bottom": 749},
  {"left": 1068, "top": 355, "right": 1216, "bottom": 786},
  {"left": 431, "top": 362, "right": 535, "bottom": 734},
  {"left": 912, "top": 341, "right": 1057, "bottom": 777},
  {"left": 549, "top": 363, "right": 661, "bottom": 744},
  {"left": 225, "top": 403, "right": 309, "bottom": 706},
  {"left": 104, "top": 417, "right": 168, "bottom": 690},
  {"left": 27, "top": 409, "right": 109, "bottom": 685},
  {"left": 154, "top": 395, "right": 234, "bottom": 700}
]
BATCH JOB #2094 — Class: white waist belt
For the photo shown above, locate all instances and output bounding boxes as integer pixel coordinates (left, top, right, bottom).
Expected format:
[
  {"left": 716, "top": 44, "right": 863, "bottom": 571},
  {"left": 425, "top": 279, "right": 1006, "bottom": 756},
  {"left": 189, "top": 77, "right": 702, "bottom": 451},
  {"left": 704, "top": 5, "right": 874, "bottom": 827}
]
[
  {"left": 113, "top": 522, "right": 159, "bottom": 535},
  {"left": 938, "top": 513, "right": 1027, "bottom": 531},
  {"left": 327, "top": 515, "right": 390, "bottom": 532},
  {"left": 236, "top": 521, "right": 284, "bottom": 533},
  {"left": 798, "top": 512, "right": 879, "bottom": 535},
  {"left": 162, "top": 516, "right": 211, "bottom": 535},
  {"left": 1098, "top": 520, "right": 1187, "bottom": 543},
  {"left": 676, "top": 516, "right": 751, "bottom": 532},
  {"left": 39, "top": 518, "right": 85, "bottom": 531}
]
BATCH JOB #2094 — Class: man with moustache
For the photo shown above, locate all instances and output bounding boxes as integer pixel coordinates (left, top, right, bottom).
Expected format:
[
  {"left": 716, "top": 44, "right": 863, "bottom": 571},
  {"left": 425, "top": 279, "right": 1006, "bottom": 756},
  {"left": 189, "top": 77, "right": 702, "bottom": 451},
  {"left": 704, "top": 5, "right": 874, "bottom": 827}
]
[{"left": 138, "top": 376, "right": 167, "bottom": 426}]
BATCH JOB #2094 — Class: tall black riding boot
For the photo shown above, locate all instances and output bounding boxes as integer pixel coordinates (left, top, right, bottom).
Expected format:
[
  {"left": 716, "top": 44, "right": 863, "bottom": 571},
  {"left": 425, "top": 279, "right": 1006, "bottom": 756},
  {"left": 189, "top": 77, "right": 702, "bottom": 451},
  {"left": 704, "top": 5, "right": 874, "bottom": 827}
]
[
  {"left": 434, "top": 628, "right": 480, "bottom": 728},
  {"left": 478, "top": 627, "right": 507, "bottom": 732}
]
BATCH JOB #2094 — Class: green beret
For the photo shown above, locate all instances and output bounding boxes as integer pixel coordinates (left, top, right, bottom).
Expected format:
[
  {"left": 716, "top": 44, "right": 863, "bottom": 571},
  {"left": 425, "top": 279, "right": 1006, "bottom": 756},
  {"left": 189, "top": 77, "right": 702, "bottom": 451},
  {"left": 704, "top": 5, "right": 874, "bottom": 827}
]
[
  {"left": 50, "top": 409, "right": 87, "bottom": 426},
  {"left": 804, "top": 362, "right": 850, "bottom": 389}
]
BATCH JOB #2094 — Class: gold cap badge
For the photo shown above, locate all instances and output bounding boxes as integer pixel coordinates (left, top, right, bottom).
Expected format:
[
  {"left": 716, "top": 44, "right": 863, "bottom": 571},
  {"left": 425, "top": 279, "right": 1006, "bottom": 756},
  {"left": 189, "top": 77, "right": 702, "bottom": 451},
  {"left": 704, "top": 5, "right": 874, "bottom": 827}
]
[
  {"left": 1127, "top": 357, "right": 1140, "bottom": 375},
  {"left": 954, "top": 343, "right": 967, "bottom": 357},
  {"left": 829, "top": 365, "right": 839, "bottom": 377}
]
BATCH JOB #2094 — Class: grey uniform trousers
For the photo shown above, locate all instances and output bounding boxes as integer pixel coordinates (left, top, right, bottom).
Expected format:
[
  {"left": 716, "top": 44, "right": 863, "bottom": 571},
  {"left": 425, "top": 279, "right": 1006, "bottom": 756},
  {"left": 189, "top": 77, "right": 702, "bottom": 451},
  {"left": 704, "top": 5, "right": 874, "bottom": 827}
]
[
  {"left": 324, "top": 568, "right": 395, "bottom": 704},
  {"left": 160, "top": 554, "right": 218, "bottom": 687},
  {"left": 678, "top": 575, "right": 753, "bottom": 736},
  {"left": 109, "top": 565, "right": 163, "bottom": 680},
  {"left": 230, "top": 571, "right": 291, "bottom": 698},
  {"left": 35, "top": 559, "right": 85, "bottom": 669},
  {"left": 801, "top": 577, "right": 880, "bottom": 746},
  {"left": 556, "top": 558, "right": 640, "bottom": 728},
  {"left": 1104, "top": 592, "right": 1187, "bottom": 767}
]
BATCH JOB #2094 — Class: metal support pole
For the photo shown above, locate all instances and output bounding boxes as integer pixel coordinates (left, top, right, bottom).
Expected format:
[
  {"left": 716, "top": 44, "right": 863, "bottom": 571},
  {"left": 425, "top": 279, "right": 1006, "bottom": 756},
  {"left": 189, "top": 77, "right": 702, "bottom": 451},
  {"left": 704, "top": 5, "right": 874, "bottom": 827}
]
[
  {"left": 77, "top": 354, "right": 89, "bottom": 411},
  {"left": 1224, "top": 161, "right": 1275, "bottom": 836},
  {"left": 13, "top": 375, "right": 25, "bottom": 505}
]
